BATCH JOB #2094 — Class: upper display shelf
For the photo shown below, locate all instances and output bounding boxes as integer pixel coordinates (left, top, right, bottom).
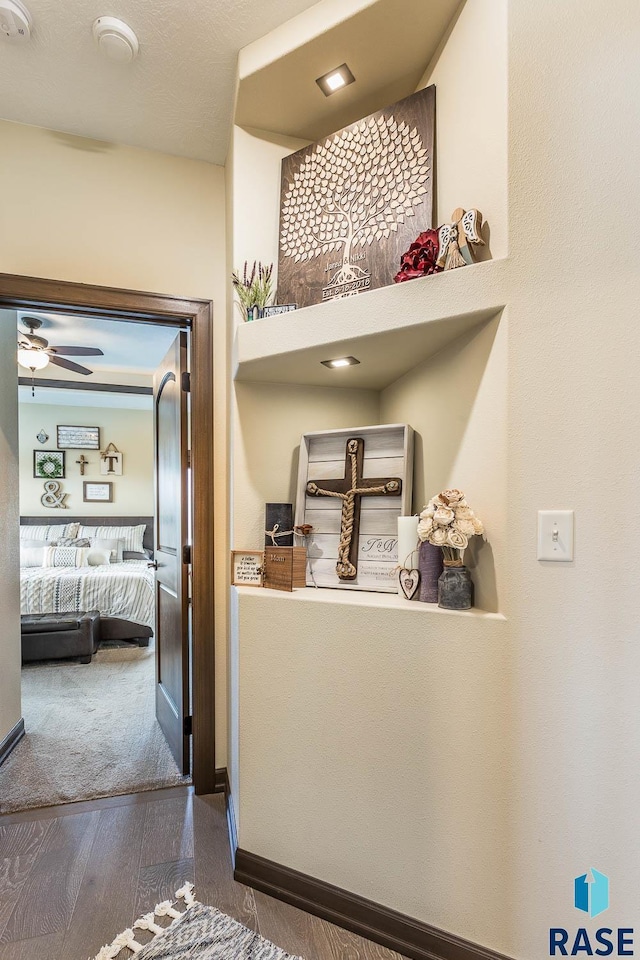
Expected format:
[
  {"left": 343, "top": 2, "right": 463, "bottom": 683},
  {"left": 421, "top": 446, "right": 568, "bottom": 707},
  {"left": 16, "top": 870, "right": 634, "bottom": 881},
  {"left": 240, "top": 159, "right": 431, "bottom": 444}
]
[{"left": 233, "top": 257, "right": 507, "bottom": 391}]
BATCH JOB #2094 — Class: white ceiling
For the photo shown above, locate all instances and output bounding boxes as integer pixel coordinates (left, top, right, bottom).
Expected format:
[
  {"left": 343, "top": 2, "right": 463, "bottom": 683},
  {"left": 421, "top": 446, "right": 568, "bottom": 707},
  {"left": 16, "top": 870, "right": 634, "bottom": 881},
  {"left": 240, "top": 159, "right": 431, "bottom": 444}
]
[
  {"left": 18, "top": 385, "right": 152, "bottom": 409},
  {"left": 17, "top": 310, "right": 180, "bottom": 376},
  {"left": 0, "top": 0, "right": 323, "bottom": 163}
]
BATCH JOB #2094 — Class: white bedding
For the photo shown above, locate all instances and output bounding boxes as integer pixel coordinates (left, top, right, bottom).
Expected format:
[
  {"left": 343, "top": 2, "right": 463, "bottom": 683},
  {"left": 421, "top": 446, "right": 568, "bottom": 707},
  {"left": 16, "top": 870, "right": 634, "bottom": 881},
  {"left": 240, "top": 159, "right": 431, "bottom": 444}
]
[{"left": 20, "top": 560, "right": 155, "bottom": 630}]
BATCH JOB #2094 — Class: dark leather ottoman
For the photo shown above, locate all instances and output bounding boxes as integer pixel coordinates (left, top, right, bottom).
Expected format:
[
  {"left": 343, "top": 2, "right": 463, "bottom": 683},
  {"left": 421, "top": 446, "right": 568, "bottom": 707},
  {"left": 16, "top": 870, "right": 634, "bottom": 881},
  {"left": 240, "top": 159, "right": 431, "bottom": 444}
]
[{"left": 21, "top": 611, "right": 101, "bottom": 664}]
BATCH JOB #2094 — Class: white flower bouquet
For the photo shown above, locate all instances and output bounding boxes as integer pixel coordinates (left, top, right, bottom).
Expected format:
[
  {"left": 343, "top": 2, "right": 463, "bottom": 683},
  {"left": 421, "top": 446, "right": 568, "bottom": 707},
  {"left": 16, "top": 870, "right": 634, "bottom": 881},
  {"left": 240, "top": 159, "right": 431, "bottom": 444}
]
[{"left": 417, "top": 488, "right": 484, "bottom": 566}]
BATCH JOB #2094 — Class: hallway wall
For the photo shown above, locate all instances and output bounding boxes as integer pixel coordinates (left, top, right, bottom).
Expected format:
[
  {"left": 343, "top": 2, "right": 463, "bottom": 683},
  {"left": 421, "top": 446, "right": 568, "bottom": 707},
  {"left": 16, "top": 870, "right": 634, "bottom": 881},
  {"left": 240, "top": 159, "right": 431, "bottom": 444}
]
[{"left": 0, "top": 122, "right": 229, "bottom": 765}]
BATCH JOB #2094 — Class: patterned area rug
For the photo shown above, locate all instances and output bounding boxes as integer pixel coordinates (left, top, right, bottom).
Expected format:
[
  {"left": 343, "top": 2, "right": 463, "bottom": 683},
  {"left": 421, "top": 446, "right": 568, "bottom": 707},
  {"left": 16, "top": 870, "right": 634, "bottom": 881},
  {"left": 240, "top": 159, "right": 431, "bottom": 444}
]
[
  {"left": 0, "top": 644, "right": 189, "bottom": 814},
  {"left": 92, "top": 884, "right": 303, "bottom": 960}
]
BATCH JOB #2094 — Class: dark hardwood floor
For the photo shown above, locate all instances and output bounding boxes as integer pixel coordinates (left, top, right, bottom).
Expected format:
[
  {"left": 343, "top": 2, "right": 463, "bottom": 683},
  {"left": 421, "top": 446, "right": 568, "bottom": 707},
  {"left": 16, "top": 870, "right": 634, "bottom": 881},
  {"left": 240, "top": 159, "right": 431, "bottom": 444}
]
[{"left": 0, "top": 787, "right": 403, "bottom": 960}]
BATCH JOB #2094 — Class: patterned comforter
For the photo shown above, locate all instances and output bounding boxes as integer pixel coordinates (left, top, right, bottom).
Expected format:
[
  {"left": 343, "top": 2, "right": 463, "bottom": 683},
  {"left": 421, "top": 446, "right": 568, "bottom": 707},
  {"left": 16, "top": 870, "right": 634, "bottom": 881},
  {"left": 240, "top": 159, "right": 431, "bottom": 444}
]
[{"left": 20, "top": 560, "right": 155, "bottom": 630}]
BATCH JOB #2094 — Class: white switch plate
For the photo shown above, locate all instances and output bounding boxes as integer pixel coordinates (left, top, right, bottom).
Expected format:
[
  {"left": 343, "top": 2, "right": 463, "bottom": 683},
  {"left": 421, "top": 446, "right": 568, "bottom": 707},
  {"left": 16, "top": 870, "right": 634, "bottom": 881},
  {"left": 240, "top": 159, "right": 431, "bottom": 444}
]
[{"left": 537, "top": 510, "right": 574, "bottom": 561}]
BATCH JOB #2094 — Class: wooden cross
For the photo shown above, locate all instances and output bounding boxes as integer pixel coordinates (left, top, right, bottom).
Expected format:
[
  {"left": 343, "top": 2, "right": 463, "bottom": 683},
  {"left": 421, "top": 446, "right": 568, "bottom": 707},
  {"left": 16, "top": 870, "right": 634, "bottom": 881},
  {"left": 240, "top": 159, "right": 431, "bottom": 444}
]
[
  {"left": 306, "top": 437, "right": 402, "bottom": 581},
  {"left": 76, "top": 455, "right": 89, "bottom": 476}
]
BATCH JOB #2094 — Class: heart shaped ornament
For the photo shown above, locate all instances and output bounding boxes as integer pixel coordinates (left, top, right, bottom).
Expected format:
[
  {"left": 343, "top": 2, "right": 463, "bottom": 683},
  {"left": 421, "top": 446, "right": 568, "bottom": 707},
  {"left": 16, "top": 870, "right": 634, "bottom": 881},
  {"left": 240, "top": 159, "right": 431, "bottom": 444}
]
[{"left": 399, "top": 568, "right": 421, "bottom": 600}]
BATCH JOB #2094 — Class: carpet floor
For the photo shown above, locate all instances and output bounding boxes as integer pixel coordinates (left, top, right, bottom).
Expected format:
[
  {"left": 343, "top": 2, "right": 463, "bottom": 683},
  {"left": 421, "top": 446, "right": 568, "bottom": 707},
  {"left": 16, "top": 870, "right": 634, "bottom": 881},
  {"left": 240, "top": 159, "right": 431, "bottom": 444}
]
[{"left": 0, "top": 644, "right": 189, "bottom": 814}]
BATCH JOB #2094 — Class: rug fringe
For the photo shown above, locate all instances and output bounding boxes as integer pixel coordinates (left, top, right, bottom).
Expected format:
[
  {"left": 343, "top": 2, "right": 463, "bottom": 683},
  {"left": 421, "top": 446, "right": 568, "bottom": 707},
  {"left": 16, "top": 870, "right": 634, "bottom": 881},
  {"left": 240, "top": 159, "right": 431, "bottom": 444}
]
[{"left": 89, "top": 882, "right": 197, "bottom": 960}]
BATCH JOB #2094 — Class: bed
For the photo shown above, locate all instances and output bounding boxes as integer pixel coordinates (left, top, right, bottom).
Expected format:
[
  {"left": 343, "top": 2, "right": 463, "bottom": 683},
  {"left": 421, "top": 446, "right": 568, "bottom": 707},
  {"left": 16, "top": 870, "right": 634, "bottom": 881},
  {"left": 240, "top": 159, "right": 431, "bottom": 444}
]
[{"left": 19, "top": 516, "right": 156, "bottom": 644}]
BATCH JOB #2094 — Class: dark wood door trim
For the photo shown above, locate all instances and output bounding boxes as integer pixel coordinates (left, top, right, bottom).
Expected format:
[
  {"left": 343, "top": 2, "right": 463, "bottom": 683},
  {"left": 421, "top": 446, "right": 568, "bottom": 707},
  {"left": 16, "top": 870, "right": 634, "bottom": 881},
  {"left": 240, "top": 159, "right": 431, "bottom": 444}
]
[{"left": 1, "top": 272, "right": 216, "bottom": 795}]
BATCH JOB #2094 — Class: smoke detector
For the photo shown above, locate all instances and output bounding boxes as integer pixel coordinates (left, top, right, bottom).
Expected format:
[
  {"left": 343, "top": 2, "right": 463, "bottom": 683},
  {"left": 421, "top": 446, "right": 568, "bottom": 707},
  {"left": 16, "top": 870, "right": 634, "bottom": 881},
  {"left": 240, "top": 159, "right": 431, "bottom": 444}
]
[
  {"left": 92, "top": 16, "right": 139, "bottom": 62},
  {"left": 0, "top": 0, "right": 32, "bottom": 42}
]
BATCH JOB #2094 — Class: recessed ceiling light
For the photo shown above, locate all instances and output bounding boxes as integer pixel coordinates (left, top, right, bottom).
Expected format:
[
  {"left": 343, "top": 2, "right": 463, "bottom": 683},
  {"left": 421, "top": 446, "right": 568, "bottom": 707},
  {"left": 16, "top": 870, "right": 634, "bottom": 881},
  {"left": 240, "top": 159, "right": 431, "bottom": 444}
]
[
  {"left": 316, "top": 64, "right": 355, "bottom": 97},
  {"left": 321, "top": 356, "right": 360, "bottom": 369}
]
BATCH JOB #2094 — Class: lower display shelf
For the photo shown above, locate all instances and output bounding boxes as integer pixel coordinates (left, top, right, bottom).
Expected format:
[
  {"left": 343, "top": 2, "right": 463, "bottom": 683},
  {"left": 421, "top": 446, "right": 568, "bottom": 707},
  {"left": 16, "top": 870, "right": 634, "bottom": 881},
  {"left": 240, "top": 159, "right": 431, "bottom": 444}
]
[{"left": 232, "top": 585, "right": 505, "bottom": 619}]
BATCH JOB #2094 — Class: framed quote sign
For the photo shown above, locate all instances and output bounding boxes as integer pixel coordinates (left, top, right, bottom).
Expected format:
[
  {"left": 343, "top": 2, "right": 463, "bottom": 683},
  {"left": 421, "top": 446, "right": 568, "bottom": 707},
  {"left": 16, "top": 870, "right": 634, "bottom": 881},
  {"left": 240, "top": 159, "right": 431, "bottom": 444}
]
[
  {"left": 231, "top": 551, "right": 263, "bottom": 586},
  {"left": 277, "top": 85, "right": 435, "bottom": 307},
  {"left": 295, "top": 424, "right": 414, "bottom": 593},
  {"left": 83, "top": 481, "right": 113, "bottom": 503},
  {"left": 57, "top": 425, "right": 100, "bottom": 450}
]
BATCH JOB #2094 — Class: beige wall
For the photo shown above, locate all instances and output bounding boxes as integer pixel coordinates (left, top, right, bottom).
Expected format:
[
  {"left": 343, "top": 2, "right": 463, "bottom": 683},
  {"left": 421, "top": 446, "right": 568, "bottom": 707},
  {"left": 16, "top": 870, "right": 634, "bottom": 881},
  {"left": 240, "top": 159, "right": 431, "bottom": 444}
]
[
  {"left": 19, "top": 401, "right": 154, "bottom": 518},
  {"left": 0, "top": 310, "right": 22, "bottom": 750},
  {"left": 230, "top": 0, "right": 640, "bottom": 956},
  {"left": 0, "top": 121, "right": 229, "bottom": 765},
  {"left": 418, "top": 0, "right": 508, "bottom": 259}
]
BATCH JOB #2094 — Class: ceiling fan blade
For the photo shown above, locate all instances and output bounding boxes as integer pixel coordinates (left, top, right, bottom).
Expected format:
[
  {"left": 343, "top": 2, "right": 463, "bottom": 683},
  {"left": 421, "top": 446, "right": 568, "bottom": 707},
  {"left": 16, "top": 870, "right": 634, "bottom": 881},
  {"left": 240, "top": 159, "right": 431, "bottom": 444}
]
[
  {"left": 48, "top": 355, "right": 93, "bottom": 376},
  {"left": 48, "top": 346, "right": 104, "bottom": 357},
  {"left": 22, "top": 333, "right": 49, "bottom": 348}
]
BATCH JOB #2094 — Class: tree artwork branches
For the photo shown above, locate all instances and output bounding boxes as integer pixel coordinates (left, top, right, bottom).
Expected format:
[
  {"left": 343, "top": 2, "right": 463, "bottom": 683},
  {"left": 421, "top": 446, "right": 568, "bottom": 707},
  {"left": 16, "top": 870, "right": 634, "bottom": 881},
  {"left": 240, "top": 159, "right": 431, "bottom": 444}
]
[{"left": 280, "top": 113, "right": 431, "bottom": 291}]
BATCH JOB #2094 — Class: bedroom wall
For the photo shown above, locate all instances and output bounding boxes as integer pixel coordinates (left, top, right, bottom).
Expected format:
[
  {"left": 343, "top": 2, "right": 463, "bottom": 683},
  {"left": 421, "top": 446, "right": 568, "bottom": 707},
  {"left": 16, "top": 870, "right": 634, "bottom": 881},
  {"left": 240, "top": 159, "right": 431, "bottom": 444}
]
[
  {"left": 0, "top": 310, "right": 22, "bottom": 753},
  {"left": 18, "top": 401, "right": 154, "bottom": 518},
  {"left": 0, "top": 121, "right": 229, "bottom": 766}
]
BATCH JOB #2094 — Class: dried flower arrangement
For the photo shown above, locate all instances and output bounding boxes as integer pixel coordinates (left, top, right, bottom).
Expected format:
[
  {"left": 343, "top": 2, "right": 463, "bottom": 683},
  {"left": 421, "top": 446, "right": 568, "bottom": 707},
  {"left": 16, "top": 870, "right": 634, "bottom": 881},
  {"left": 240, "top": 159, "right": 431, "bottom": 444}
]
[
  {"left": 231, "top": 261, "right": 274, "bottom": 320},
  {"left": 417, "top": 488, "right": 484, "bottom": 566}
]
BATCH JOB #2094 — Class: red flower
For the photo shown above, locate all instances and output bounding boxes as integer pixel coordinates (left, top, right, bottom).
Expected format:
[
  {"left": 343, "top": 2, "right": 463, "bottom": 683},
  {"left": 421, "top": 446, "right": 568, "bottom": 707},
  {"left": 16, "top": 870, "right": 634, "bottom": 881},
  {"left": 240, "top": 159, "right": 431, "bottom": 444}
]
[{"left": 394, "top": 229, "right": 443, "bottom": 283}]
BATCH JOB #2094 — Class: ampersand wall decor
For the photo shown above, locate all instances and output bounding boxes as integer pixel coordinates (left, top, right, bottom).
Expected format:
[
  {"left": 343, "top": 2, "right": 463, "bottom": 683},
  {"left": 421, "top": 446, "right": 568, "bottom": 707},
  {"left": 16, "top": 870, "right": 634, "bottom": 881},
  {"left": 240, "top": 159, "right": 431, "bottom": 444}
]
[{"left": 41, "top": 480, "right": 69, "bottom": 509}]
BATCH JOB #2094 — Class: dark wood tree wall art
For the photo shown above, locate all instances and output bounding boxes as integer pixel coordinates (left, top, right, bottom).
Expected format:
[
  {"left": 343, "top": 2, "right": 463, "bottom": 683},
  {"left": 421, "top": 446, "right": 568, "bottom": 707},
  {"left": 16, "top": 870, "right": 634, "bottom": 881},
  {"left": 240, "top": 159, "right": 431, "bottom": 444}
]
[{"left": 277, "top": 85, "right": 435, "bottom": 308}]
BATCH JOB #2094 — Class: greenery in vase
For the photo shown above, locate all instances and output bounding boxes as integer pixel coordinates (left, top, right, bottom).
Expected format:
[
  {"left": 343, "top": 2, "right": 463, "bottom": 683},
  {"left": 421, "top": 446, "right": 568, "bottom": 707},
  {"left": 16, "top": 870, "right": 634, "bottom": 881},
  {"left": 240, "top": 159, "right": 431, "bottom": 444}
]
[
  {"left": 231, "top": 261, "right": 274, "bottom": 319},
  {"left": 417, "top": 488, "right": 484, "bottom": 564}
]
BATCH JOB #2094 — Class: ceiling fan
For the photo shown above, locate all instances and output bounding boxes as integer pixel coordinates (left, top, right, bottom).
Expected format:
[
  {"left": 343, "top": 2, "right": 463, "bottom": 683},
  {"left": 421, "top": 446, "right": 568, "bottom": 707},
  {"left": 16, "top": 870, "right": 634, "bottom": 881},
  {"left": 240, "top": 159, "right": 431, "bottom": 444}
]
[{"left": 17, "top": 317, "right": 104, "bottom": 377}]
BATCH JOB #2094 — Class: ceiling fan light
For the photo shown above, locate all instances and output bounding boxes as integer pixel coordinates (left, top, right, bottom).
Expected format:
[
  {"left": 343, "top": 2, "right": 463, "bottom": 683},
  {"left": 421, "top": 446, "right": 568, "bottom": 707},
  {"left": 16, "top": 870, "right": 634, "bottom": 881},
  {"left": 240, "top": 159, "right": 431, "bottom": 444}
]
[{"left": 17, "top": 347, "right": 49, "bottom": 370}]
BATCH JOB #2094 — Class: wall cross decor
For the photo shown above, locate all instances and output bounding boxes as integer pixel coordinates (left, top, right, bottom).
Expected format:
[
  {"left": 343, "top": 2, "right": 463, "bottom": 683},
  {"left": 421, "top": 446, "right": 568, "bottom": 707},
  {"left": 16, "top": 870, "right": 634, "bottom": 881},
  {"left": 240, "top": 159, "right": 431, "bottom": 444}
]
[
  {"left": 76, "top": 455, "right": 89, "bottom": 475},
  {"left": 306, "top": 437, "right": 402, "bottom": 580}
]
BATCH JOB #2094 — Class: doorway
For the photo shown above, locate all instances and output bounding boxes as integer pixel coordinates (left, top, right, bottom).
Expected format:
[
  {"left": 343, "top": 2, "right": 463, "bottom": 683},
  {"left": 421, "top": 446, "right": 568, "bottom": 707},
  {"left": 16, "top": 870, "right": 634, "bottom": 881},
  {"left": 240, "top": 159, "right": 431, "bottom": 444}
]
[{"left": 0, "top": 273, "right": 216, "bottom": 797}]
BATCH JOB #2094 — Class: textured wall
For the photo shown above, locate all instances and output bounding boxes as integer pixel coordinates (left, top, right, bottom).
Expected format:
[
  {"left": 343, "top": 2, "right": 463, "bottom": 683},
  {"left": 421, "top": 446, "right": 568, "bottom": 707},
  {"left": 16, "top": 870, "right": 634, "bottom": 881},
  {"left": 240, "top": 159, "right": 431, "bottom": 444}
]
[
  {"left": 0, "top": 122, "right": 229, "bottom": 764},
  {"left": 19, "top": 402, "right": 154, "bottom": 517},
  {"left": 0, "top": 311, "right": 22, "bottom": 750}
]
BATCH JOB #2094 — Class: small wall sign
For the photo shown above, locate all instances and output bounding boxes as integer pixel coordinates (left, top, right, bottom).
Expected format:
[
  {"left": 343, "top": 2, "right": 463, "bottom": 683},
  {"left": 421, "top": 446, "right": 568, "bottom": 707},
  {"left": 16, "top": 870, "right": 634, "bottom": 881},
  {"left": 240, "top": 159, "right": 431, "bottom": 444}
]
[
  {"left": 262, "top": 304, "right": 297, "bottom": 317},
  {"left": 231, "top": 551, "right": 263, "bottom": 586},
  {"left": 57, "top": 425, "right": 101, "bottom": 450},
  {"left": 83, "top": 481, "right": 113, "bottom": 503}
]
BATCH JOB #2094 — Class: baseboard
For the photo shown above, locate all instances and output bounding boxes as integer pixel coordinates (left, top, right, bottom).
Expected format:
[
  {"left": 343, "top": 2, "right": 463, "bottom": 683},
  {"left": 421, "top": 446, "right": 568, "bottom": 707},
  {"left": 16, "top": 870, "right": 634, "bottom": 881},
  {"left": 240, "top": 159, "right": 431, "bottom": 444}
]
[
  {"left": 0, "top": 718, "right": 25, "bottom": 768},
  {"left": 213, "top": 766, "right": 227, "bottom": 793},
  {"left": 215, "top": 767, "right": 238, "bottom": 867},
  {"left": 234, "top": 848, "right": 513, "bottom": 960}
]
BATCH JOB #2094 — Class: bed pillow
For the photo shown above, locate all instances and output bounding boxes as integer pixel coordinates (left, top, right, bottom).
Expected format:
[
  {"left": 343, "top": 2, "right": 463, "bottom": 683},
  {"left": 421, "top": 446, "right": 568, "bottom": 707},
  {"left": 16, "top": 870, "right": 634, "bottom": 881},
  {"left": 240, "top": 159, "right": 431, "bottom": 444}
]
[
  {"left": 123, "top": 550, "right": 151, "bottom": 560},
  {"left": 78, "top": 524, "right": 145, "bottom": 554},
  {"left": 20, "top": 545, "right": 46, "bottom": 567},
  {"left": 42, "top": 545, "right": 90, "bottom": 567},
  {"left": 20, "top": 538, "right": 49, "bottom": 550},
  {"left": 20, "top": 523, "right": 79, "bottom": 542},
  {"left": 88, "top": 537, "right": 125, "bottom": 563},
  {"left": 86, "top": 547, "right": 112, "bottom": 566}
]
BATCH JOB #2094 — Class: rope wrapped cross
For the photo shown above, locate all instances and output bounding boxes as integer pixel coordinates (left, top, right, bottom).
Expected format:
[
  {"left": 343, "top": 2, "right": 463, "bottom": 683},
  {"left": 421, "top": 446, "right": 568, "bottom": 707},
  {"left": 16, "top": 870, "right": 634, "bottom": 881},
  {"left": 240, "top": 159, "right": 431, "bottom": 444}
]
[{"left": 306, "top": 437, "right": 402, "bottom": 581}]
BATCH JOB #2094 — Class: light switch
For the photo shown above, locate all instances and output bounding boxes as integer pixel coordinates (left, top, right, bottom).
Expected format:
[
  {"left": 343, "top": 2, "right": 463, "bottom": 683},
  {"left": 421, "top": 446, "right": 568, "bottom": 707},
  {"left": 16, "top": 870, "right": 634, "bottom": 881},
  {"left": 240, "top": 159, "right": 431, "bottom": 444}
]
[{"left": 537, "top": 510, "right": 574, "bottom": 561}]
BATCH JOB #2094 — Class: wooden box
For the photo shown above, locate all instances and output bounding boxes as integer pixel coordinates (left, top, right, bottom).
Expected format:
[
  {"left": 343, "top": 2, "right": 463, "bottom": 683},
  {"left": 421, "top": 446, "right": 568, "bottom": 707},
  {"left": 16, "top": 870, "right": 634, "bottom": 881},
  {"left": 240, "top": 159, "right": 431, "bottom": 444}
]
[{"left": 263, "top": 547, "right": 307, "bottom": 592}]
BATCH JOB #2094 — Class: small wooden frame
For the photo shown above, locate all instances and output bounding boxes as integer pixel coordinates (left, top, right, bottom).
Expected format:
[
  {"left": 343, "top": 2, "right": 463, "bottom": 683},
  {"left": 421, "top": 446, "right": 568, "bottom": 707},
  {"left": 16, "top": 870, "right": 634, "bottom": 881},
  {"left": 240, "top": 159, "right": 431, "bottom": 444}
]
[
  {"left": 231, "top": 550, "right": 264, "bottom": 587},
  {"left": 83, "top": 481, "right": 113, "bottom": 503},
  {"left": 33, "top": 449, "right": 65, "bottom": 479},
  {"left": 263, "top": 546, "right": 307, "bottom": 592},
  {"left": 57, "top": 425, "right": 100, "bottom": 450}
]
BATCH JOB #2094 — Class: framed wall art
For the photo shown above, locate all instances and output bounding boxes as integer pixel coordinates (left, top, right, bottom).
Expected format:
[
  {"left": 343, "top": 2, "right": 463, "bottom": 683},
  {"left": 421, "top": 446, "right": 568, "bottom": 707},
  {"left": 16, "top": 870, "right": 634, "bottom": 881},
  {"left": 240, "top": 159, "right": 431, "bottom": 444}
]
[
  {"left": 33, "top": 449, "right": 65, "bottom": 479},
  {"left": 295, "top": 423, "right": 414, "bottom": 593},
  {"left": 83, "top": 481, "right": 113, "bottom": 503},
  {"left": 277, "top": 85, "right": 435, "bottom": 308},
  {"left": 57, "top": 425, "right": 100, "bottom": 450}
]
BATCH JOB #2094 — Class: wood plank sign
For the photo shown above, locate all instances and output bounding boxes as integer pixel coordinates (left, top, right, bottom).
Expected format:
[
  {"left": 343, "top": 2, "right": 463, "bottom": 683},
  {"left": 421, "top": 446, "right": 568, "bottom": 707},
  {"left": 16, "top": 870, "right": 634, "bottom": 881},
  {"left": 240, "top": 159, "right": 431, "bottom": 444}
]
[
  {"left": 295, "top": 424, "right": 414, "bottom": 593},
  {"left": 277, "top": 86, "right": 435, "bottom": 308}
]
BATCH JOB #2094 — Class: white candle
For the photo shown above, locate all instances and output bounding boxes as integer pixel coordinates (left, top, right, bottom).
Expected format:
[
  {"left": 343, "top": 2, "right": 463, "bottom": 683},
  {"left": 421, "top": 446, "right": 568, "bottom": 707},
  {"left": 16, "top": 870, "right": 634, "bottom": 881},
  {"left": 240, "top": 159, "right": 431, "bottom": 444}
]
[{"left": 397, "top": 516, "right": 420, "bottom": 570}]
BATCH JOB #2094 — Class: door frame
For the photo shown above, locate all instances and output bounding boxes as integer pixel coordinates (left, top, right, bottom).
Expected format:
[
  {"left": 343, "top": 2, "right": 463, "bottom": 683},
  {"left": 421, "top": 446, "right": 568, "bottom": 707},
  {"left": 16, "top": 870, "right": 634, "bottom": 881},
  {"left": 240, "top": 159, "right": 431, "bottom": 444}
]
[{"left": 0, "top": 272, "right": 216, "bottom": 795}]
